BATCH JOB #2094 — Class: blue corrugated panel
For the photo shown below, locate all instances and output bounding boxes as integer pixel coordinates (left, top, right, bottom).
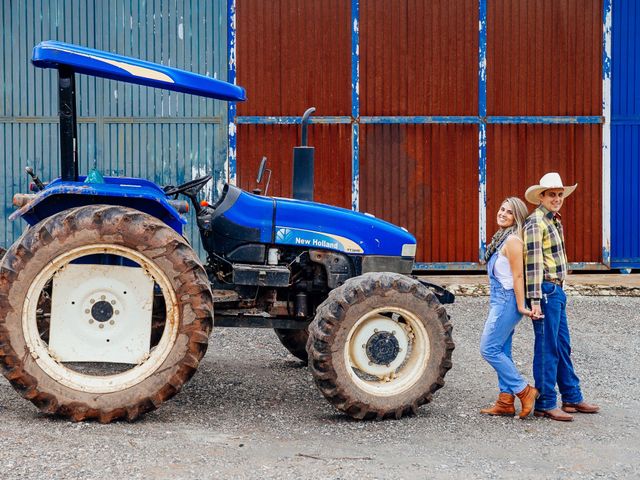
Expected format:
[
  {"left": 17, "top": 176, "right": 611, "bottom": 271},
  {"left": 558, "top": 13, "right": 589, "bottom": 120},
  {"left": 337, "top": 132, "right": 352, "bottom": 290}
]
[
  {"left": 0, "top": 0, "right": 228, "bottom": 256},
  {"left": 611, "top": 0, "right": 640, "bottom": 268}
]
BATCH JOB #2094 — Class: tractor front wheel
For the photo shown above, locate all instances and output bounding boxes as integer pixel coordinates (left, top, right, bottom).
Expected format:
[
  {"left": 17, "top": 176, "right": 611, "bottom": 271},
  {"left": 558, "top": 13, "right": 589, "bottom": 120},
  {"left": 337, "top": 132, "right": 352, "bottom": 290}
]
[
  {"left": 306, "top": 272, "right": 454, "bottom": 420},
  {"left": 0, "top": 205, "right": 213, "bottom": 422}
]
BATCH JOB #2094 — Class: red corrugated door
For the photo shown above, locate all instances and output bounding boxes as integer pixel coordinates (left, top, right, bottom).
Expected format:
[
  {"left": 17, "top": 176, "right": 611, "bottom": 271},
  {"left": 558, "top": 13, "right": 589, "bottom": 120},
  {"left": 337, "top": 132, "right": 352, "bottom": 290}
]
[
  {"left": 359, "top": 0, "right": 479, "bottom": 263},
  {"left": 235, "top": 0, "right": 352, "bottom": 208},
  {"left": 487, "top": 0, "right": 603, "bottom": 262}
]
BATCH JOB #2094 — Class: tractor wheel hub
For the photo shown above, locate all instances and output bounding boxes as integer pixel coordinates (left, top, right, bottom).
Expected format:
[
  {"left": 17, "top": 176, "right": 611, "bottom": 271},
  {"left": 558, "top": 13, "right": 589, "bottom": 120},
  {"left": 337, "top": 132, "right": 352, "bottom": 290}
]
[
  {"left": 91, "top": 300, "right": 114, "bottom": 322},
  {"left": 366, "top": 331, "right": 400, "bottom": 365}
]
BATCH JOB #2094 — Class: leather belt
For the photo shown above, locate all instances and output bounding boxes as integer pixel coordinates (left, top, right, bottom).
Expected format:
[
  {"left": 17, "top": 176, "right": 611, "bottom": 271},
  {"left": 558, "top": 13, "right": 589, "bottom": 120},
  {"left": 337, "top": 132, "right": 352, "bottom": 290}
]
[{"left": 545, "top": 278, "right": 564, "bottom": 287}]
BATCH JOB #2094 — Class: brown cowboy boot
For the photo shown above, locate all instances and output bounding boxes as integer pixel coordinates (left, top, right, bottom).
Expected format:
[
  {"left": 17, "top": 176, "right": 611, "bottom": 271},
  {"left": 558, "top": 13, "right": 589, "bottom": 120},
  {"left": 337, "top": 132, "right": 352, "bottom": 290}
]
[
  {"left": 516, "top": 385, "right": 539, "bottom": 419},
  {"left": 480, "top": 393, "right": 515, "bottom": 416},
  {"left": 561, "top": 401, "right": 600, "bottom": 414}
]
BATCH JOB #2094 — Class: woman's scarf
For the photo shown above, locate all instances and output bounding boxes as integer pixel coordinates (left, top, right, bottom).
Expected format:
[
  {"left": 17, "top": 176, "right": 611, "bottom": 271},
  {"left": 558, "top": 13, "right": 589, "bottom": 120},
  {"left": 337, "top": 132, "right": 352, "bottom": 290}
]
[{"left": 484, "top": 226, "right": 517, "bottom": 263}]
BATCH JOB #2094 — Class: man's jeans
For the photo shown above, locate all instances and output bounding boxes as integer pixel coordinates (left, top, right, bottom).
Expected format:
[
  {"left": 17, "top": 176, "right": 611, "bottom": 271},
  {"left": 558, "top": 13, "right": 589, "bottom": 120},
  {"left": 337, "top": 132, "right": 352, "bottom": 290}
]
[
  {"left": 480, "top": 285, "right": 528, "bottom": 395},
  {"left": 532, "top": 281, "right": 583, "bottom": 410}
]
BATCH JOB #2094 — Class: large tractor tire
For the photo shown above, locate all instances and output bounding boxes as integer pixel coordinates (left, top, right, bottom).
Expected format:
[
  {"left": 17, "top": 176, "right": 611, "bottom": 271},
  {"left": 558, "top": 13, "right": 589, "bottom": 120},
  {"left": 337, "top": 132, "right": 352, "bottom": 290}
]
[
  {"left": 307, "top": 272, "right": 454, "bottom": 420},
  {"left": 0, "top": 205, "right": 213, "bottom": 422},
  {"left": 274, "top": 328, "right": 309, "bottom": 362}
]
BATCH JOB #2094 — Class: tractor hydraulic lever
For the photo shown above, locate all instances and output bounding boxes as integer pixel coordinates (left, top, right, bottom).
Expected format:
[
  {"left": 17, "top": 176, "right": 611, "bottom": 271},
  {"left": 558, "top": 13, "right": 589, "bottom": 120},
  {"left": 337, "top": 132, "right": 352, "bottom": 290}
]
[{"left": 26, "top": 167, "right": 46, "bottom": 191}]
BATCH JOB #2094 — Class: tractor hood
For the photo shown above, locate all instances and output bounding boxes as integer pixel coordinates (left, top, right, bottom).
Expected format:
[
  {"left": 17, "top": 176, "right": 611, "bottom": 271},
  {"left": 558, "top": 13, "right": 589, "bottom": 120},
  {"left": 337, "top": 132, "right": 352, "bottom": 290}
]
[
  {"left": 217, "top": 186, "right": 416, "bottom": 257},
  {"left": 273, "top": 197, "right": 416, "bottom": 257}
]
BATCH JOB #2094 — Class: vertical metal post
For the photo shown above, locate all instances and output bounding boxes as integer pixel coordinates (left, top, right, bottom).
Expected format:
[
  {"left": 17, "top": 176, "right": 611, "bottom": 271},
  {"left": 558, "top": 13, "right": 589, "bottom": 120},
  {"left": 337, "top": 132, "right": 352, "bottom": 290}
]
[
  {"left": 58, "top": 66, "right": 79, "bottom": 181},
  {"left": 227, "top": 0, "right": 238, "bottom": 186},
  {"left": 351, "top": 0, "right": 360, "bottom": 211},
  {"left": 478, "top": 0, "right": 488, "bottom": 261},
  {"left": 602, "top": 0, "right": 612, "bottom": 266}
]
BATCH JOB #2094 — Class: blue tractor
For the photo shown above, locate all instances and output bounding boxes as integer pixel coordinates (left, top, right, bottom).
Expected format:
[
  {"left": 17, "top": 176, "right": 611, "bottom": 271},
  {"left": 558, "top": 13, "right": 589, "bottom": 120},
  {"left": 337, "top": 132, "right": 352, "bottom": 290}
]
[{"left": 0, "top": 42, "right": 454, "bottom": 423}]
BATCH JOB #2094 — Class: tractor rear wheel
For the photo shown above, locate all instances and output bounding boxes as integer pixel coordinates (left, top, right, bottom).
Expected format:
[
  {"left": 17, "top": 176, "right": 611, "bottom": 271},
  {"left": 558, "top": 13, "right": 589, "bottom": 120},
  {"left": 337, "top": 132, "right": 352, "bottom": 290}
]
[
  {"left": 0, "top": 205, "right": 213, "bottom": 422},
  {"left": 274, "top": 328, "right": 308, "bottom": 362},
  {"left": 306, "top": 272, "right": 454, "bottom": 420}
]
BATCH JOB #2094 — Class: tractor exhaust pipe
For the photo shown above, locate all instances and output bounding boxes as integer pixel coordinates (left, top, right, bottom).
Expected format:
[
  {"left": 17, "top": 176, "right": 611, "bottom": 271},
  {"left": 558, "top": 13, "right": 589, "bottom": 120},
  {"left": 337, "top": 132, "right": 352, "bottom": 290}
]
[{"left": 292, "top": 107, "right": 315, "bottom": 201}]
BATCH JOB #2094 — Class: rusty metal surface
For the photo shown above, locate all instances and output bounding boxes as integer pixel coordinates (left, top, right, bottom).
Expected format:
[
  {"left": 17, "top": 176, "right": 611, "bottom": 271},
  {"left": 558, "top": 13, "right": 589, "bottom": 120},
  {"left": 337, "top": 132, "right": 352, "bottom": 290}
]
[
  {"left": 236, "top": 124, "right": 352, "bottom": 209},
  {"left": 487, "top": 124, "right": 602, "bottom": 262},
  {"left": 359, "top": 124, "right": 479, "bottom": 263},
  {"left": 360, "top": 0, "right": 478, "bottom": 116},
  {"left": 236, "top": 0, "right": 351, "bottom": 116},
  {"left": 487, "top": 0, "right": 603, "bottom": 115}
]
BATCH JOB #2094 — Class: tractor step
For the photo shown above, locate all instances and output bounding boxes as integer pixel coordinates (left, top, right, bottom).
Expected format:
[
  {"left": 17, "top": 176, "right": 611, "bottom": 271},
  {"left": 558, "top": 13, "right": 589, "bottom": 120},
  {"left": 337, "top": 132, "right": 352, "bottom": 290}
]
[
  {"left": 212, "top": 289, "right": 240, "bottom": 303},
  {"left": 213, "top": 313, "right": 309, "bottom": 330}
]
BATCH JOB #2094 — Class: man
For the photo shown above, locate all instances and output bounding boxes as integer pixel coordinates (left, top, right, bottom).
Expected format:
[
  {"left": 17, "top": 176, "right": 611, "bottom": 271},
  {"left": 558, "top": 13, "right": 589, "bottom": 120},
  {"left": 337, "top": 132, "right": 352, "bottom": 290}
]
[{"left": 523, "top": 172, "right": 599, "bottom": 422}]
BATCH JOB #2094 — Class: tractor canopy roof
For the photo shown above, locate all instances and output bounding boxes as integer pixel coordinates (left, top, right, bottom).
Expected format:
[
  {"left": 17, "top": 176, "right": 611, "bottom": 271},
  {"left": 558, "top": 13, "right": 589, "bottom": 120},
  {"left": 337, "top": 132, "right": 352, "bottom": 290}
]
[{"left": 32, "top": 40, "right": 246, "bottom": 102}]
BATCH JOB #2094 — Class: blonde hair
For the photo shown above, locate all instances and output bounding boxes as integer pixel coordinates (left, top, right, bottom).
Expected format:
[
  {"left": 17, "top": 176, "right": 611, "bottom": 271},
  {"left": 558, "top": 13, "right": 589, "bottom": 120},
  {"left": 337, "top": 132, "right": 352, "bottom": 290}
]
[{"left": 501, "top": 197, "right": 529, "bottom": 239}]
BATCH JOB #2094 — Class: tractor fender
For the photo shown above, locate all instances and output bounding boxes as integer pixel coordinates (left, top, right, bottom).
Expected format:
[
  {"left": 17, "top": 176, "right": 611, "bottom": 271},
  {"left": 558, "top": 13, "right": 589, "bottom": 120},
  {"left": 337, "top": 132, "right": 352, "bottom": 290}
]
[
  {"left": 9, "top": 177, "right": 187, "bottom": 233},
  {"left": 413, "top": 277, "right": 456, "bottom": 304}
]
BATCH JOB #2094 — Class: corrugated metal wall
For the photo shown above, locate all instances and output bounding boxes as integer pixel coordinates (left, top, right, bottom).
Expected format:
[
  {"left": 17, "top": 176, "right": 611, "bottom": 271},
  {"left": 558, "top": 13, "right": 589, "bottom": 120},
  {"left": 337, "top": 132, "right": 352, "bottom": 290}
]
[
  {"left": 360, "top": 0, "right": 478, "bottom": 116},
  {"left": 488, "top": 0, "right": 602, "bottom": 116},
  {"left": 611, "top": 0, "right": 640, "bottom": 268},
  {"left": 0, "top": 0, "right": 228, "bottom": 252},
  {"left": 359, "top": 1, "right": 478, "bottom": 263},
  {"left": 236, "top": 0, "right": 351, "bottom": 117},
  {"left": 234, "top": 0, "right": 605, "bottom": 266},
  {"left": 487, "top": 124, "right": 602, "bottom": 262},
  {"left": 2, "top": 1, "right": 616, "bottom": 268},
  {"left": 360, "top": 124, "right": 479, "bottom": 262},
  {"left": 236, "top": 124, "right": 352, "bottom": 208},
  {"left": 486, "top": 0, "right": 603, "bottom": 262},
  {"left": 235, "top": 0, "right": 352, "bottom": 208}
]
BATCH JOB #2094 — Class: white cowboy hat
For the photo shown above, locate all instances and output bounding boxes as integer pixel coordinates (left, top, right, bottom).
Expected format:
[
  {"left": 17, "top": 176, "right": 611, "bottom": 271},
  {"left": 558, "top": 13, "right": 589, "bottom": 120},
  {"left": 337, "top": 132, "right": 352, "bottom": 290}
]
[{"left": 524, "top": 172, "right": 577, "bottom": 205}]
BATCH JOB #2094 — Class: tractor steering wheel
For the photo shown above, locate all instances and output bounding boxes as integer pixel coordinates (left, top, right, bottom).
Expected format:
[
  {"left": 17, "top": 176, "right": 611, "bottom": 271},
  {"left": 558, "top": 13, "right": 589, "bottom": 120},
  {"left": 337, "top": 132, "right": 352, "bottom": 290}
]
[{"left": 163, "top": 175, "right": 212, "bottom": 197}]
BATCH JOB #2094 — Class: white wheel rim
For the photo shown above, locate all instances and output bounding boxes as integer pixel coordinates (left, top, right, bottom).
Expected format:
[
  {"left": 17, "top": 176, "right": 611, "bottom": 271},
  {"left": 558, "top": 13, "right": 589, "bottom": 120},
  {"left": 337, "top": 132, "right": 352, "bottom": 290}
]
[
  {"left": 344, "top": 307, "right": 430, "bottom": 396},
  {"left": 23, "top": 244, "right": 179, "bottom": 394}
]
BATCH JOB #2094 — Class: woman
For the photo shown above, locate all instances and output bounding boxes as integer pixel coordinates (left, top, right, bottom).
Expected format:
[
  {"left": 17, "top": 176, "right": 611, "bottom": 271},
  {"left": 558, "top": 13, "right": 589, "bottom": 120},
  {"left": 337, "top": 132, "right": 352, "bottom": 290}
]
[{"left": 480, "top": 197, "right": 539, "bottom": 419}]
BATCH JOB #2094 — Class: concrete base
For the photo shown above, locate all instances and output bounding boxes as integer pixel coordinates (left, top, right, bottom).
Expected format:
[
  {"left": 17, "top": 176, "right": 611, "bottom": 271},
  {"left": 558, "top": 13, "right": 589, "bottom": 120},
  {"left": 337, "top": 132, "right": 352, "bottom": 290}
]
[{"left": 418, "top": 274, "right": 640, "bottom": 297}]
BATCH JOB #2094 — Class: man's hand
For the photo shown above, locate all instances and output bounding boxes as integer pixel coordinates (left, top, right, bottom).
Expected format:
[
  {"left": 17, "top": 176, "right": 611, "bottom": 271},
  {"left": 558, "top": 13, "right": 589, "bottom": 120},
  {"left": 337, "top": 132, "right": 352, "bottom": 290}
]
[{"left": 531, "top": 304, "right": 544, "bottom": 320}]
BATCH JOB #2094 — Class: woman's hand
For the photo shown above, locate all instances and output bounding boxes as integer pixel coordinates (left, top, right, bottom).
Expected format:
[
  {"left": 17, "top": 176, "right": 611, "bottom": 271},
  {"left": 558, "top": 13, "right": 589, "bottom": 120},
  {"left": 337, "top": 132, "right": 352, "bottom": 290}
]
[
  {"left": 530, "top": 304, "right": 544, "bottom": 320},
  {"left": 519, "top": 304, "right": 544, "bottom": 319},
  {"left": 518, "top": 305, "right": 534, "bottom": 318}
]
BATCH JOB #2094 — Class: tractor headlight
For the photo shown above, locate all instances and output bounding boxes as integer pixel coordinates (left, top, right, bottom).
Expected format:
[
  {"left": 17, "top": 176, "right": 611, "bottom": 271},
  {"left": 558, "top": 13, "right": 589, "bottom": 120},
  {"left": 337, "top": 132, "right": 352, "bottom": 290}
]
[{"left": 401, "top": 244, "right": 417, "bottom": 257}]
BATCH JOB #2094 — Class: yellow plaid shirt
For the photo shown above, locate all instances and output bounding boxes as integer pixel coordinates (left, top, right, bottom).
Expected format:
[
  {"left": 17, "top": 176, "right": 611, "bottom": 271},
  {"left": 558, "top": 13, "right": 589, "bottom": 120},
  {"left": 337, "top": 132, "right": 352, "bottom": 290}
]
[{"left": 524, "top": 205, "right": 568, "bottom": 307}]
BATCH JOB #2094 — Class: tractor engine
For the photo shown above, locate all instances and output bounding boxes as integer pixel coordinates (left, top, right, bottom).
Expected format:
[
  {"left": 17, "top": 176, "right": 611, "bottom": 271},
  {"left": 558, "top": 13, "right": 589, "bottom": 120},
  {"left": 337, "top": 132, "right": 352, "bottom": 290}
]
[{"left": 195, "top": 183, "right": 416, "bottom": 322}]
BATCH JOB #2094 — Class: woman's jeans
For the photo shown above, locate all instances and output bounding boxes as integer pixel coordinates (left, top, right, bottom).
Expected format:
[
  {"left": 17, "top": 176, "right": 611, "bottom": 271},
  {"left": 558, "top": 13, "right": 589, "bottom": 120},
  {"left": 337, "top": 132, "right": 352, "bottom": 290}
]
[
  {"left": 480, "top": 284, "right": 527, "bottom": 395},
  {"left": 532, "top": 281, "right": 583, "bottom": 410}
]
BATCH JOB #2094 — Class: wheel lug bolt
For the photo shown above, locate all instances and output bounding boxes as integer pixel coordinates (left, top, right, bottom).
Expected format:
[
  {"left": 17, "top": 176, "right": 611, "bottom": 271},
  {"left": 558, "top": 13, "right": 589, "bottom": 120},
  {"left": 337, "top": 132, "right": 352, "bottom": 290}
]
[
  {"left": 361, "top": 344, "right": 366, "bottom": 349},
  {"left": 115, "top": 310, "right": 120, "bottom": 315},
  {"left": 89, "top": 319, "right": 94, "bottom": 324},
  {"left": 90, "top": 299, "right": 95, "bottom": 304},
  {"left": 100, "top": 295, "right": 106, "bottom": 300},
  {"left": 99, "top": 324, "right": 104, "bottom": 329},
  {"left": 85, "top": 309, "right": 90, "bottom": 314},
  {"left": 374, "top": 328, "right": 378, "bottom": 333},
  {"left": 111, "top": 300, "right": 116, "bottom": 305},
  {"left": 109, "top": 320, "right": 115, "bottom": 325},
  {"left": 391, "top": 330, "right": 396, "bottom": 336}
]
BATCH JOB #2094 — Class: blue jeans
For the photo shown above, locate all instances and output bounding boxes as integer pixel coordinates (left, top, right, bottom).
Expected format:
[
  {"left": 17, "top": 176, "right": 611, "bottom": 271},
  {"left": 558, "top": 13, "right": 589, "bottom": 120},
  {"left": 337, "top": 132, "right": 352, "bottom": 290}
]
[
  {"left": 532, "top": 281, "right": 583, "bottom": 410},
  {"left": 481, "top": 285, "right": 528, "bottom": 395}
]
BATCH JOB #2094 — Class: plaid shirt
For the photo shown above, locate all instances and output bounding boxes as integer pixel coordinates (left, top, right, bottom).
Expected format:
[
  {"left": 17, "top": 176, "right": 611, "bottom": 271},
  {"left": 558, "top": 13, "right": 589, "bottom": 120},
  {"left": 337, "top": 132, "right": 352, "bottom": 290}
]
[{"left": 524, "top": 205, "right": 568, "bottom": 306}]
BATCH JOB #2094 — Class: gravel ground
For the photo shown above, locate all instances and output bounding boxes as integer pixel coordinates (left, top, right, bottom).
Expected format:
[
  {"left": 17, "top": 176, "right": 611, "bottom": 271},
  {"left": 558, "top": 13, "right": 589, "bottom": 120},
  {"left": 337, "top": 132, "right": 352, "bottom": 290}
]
[{"left": 0, "top": 296, "right": 638, "bottom": 480}]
